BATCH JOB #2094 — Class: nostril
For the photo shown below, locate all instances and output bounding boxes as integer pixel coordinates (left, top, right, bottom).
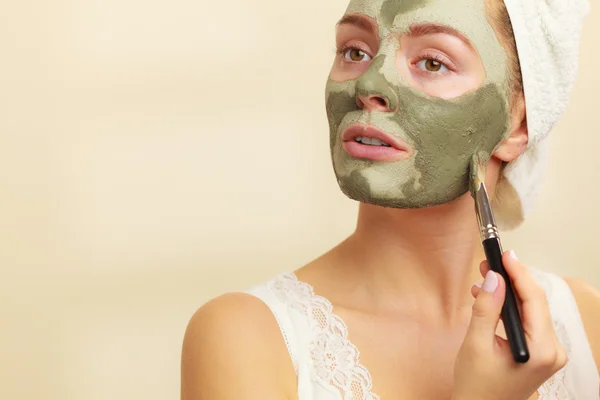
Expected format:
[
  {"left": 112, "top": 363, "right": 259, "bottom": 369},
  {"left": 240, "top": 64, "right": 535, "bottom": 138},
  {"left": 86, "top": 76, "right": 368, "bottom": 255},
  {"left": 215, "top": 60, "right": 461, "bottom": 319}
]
[
  {"left": 357, "top": 95, "right": 393, "bottom": 111},
  {"left": 372, "top": 97, "right": 387, "bottom": 108},
  {"left": 357, "top": 95, "right": 391, "bottom": 111}
]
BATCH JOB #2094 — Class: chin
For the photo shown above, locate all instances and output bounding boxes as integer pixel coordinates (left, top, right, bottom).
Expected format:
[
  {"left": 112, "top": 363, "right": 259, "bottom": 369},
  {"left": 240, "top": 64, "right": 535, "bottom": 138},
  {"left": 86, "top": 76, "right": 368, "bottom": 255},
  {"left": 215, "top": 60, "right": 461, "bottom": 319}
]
[{"left": 336, "top": 170, "right": 469, "bottom": 209}]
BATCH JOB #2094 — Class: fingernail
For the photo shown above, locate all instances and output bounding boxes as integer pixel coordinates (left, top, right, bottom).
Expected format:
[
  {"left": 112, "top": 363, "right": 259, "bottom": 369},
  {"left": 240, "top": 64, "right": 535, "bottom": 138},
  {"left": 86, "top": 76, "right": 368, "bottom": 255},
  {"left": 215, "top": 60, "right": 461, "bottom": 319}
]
[
  {"left": 508, "top": 250, "right": 518, "bottom": 262},
  {"left": 474, "top": 282, "right": 482, "bottom": 288},
  {"left": 482, "top": 271, "right": 498, "bottom": 293}
]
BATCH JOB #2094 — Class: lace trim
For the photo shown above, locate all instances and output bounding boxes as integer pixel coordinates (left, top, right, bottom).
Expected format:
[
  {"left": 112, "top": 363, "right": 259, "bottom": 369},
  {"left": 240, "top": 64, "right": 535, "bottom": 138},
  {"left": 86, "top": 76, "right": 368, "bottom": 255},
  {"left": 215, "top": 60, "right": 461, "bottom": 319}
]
[
  {"left": 537, "top": 319, "right": 571, "bottom": 399},
  {"left": 268, "top": 271, "right": 572, "bottom": 400},
  {"left": 268, "top": 273, "right": 380, "bottom": 400},
  {"left": 531, "top": 269, "right": 573, "bottom": 400}
]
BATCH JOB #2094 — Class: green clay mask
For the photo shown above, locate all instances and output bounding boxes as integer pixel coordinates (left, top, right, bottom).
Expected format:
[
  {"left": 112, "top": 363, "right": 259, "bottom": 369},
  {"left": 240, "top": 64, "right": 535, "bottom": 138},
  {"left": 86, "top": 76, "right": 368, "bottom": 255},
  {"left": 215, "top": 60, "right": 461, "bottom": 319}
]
[{"left": 326, "top": 0, "right": 511, "bottom": 208}]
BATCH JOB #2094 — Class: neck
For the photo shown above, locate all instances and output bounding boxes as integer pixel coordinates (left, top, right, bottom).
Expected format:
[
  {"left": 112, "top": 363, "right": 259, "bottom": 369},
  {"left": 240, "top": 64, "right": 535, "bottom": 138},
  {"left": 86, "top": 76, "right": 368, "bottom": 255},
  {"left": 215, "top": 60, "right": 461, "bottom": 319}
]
[{"left": 338, "top": 192, "right": 486, "bottom": 325}]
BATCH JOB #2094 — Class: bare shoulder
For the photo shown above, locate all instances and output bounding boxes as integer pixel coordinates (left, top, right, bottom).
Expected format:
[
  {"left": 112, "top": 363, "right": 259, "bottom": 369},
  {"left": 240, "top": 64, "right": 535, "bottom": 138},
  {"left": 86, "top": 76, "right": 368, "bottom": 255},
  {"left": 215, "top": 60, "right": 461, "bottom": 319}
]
[
  {"left": 181, "top": 292, "right": 297, "bottom": 400},
  {"left": 563, "top": 277, "right": 600, "bottom": 373}
]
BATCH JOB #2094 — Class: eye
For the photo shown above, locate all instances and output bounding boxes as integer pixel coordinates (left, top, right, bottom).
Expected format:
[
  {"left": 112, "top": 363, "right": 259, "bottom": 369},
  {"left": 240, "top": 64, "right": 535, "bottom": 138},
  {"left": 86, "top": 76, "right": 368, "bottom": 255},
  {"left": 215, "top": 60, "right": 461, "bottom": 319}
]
[
  {"left": 416, "top": 58, "right": 449, "bottom": 73},
  {"left": 342, "top": 47, "right": 372, "bottom": 62}
]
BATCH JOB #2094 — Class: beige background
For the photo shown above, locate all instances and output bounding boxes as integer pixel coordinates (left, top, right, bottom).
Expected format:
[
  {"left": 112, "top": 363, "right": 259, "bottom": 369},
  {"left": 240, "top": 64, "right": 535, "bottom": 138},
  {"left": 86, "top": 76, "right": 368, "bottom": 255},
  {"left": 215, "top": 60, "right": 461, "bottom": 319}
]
[{"left": 1, "top": 0, "right": 598, "bottom": 399}]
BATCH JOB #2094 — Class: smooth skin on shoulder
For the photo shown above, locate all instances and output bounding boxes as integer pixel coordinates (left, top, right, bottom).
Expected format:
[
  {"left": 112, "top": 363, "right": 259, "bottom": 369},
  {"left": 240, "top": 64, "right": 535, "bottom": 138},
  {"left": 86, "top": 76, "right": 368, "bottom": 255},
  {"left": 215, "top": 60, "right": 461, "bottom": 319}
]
[{"left": 181, "top": 293, "right": 297, "bottom": 399}]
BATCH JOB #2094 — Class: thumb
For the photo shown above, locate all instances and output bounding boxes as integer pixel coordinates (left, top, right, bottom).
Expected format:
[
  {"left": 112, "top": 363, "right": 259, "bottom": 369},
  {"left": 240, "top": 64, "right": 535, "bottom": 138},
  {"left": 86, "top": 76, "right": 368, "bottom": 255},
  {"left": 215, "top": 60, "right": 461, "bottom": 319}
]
[{"left": 466, "top": 271, "right": 506, "bottom": 343}]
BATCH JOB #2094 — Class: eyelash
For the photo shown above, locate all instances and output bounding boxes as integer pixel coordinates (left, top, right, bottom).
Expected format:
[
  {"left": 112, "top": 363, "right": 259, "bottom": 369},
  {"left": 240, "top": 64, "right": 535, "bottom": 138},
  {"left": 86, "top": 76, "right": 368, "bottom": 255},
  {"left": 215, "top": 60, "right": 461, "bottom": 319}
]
[
  {"left": 335, "top": 45, "right": 456, "bottom": 76},
  {"left": 335, "top": 45, "right": 371, "bottom": 61},
  {"left": 414, "top": 51, "right": 455, "bottom": 74}
]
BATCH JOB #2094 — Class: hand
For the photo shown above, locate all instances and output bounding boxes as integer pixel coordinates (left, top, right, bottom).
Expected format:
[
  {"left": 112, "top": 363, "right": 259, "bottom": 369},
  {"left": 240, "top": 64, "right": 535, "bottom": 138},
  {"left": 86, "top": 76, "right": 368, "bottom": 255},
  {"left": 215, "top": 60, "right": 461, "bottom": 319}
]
[{"left": 452, "top": 250, "right": 567, "bottom": 400}]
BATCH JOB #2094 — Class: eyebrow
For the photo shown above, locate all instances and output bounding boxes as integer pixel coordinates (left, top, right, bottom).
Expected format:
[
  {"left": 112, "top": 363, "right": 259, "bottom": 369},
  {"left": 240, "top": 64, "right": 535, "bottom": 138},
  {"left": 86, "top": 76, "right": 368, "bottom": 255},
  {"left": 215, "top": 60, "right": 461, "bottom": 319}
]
[
  {"left": 336, "top": 15, "right": 376, "bottom": 33},
  {"left": 407, "top": 23, "right": 475, "bottom": 49},
  {"left": 336, "top": 18, "right": 476, "bottom": 51}
]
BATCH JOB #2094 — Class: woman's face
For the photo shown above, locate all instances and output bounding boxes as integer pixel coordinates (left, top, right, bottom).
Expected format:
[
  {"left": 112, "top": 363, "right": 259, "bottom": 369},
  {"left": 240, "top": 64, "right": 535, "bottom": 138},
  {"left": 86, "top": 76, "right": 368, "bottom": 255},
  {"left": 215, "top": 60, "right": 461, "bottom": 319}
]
[{"left": 326, "top": 0, "right": 511, "bottom": 208}]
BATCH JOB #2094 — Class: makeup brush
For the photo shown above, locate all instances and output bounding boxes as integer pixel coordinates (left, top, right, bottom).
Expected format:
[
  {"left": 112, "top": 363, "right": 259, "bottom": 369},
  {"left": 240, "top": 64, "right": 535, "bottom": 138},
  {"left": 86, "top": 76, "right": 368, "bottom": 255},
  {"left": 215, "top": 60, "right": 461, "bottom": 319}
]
[{"left": 469, "top": 155, "right": 530, "bottom": 364}]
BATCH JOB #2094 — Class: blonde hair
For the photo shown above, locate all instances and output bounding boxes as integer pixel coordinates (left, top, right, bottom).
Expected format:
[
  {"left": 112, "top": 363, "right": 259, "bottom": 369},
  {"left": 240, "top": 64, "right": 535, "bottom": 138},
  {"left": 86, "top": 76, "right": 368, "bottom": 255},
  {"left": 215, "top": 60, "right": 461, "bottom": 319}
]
[{"left": 489, "top": 0, "right": 524, "bottom": 109}]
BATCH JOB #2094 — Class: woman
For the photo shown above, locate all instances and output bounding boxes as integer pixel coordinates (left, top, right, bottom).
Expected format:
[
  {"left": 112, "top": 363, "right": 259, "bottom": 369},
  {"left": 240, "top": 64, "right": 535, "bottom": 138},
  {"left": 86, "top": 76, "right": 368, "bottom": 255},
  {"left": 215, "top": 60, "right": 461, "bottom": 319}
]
[{"left": 182, "top": 0, "right": 599, "bottom": 398}]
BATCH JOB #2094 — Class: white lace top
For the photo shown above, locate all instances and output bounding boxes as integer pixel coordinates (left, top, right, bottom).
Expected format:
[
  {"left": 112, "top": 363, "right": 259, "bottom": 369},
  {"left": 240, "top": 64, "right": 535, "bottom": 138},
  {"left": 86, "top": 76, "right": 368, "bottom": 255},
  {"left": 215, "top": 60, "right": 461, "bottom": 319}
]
[{"left": 245, "top": 268, "right": 599, "bottom": 399}]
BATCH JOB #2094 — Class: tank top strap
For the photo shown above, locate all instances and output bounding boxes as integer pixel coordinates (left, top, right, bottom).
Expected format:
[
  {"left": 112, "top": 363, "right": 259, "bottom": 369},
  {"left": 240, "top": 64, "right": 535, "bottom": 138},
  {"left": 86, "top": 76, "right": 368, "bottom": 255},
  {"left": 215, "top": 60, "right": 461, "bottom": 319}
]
[
  {"left": 245, "top": 277, "right": 302, "bottom": 374},
  {"left": 529, "top": 267, "right": 600, "bottom": 398}
]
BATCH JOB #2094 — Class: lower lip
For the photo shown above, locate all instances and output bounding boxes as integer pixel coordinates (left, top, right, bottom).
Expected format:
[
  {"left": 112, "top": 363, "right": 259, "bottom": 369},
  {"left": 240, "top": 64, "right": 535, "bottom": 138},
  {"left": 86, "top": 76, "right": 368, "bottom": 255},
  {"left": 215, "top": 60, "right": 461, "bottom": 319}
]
[{"left": 342, "top": 140, "right": 409, "bottom": 162}]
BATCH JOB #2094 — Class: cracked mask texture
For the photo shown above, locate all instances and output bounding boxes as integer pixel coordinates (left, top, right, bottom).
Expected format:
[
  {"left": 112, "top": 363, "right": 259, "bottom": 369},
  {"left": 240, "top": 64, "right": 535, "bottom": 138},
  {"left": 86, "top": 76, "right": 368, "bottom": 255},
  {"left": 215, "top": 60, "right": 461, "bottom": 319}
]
[{"left": 326, "top": 0, "right": 511, "bottom": 208}]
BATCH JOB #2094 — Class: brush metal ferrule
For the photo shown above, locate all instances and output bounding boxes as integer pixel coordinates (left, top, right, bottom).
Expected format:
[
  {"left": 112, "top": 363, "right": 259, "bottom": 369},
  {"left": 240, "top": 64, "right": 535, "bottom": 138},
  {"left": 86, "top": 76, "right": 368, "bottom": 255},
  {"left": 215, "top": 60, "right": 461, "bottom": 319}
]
[{"left": 475, "top": 182, "right": 500, "bottom": 241}]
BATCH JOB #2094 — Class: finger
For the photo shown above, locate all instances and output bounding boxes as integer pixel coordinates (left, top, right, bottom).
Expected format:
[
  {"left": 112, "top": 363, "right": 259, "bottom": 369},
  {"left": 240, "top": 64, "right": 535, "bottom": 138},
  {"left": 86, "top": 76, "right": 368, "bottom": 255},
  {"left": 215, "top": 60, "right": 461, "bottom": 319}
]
[
  {"left": 496, "top": 319, "right": 508, "bottom": 340},
  {"left": 502, "top": 251, "right": 540, "bottom": 303},
  {"left": 502, "top": 251, "right": 551, "bottom": 333},
  {"left": 472, "top": 284, "right": 513, "bottom": 332},
  {"left": 479, "top": 260, "right": 490, "bottom": 279},
  {"left": 471, "top": 283, "right": 481, "bottom": 298},
  {"left": 495, "top": 333, "right": 510, "bottom": 350},
  {"left": 464, "top": 271, "right": 507, "bottom": 348}
]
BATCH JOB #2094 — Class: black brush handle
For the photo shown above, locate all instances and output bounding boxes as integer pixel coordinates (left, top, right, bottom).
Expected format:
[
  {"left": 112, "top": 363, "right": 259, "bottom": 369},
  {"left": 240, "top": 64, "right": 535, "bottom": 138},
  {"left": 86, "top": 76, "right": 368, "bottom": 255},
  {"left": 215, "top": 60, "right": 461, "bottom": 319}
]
[{"left": 483, "top": 238, "right": 530, "bottom": 363}]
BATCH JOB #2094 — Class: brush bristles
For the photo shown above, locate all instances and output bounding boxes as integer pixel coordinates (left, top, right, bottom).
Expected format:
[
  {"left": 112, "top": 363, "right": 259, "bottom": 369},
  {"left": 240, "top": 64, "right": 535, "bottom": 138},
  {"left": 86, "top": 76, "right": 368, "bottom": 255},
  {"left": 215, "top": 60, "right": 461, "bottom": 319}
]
[
  {"left": 492, "top": 176, "right": 525, "bottom": 230},
  {"left": 469, "top": 154, "right": 486, "bottom": 197}
]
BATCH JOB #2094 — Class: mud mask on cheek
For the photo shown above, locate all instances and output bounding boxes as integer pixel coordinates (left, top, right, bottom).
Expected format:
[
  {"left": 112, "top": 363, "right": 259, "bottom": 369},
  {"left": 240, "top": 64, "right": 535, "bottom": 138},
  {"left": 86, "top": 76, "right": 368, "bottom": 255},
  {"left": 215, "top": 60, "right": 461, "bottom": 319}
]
[{"left": 326, "top": 0, "right": 511, "bottom": 208}]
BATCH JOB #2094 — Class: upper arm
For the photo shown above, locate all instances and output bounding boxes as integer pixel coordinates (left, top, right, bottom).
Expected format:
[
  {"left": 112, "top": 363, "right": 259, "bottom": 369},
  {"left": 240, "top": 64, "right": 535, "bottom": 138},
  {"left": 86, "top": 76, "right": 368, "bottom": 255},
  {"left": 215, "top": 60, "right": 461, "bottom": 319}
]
[
  {"left": 181, "top": 292, "right": 297, "bottom": 400},
  {"left": 564, "top": 277, "right": 600, "bottom": 374}
]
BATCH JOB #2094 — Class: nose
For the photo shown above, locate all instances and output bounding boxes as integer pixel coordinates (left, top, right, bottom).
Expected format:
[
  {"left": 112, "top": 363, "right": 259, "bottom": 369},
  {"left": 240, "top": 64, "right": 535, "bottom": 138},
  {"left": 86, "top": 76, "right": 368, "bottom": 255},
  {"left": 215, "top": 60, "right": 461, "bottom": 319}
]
[
  {"left": 356, "top": 94, "right": 393, "bottom": 112},
  {"left": 354, "top": 56, "right": 398, "bottom": 112}
]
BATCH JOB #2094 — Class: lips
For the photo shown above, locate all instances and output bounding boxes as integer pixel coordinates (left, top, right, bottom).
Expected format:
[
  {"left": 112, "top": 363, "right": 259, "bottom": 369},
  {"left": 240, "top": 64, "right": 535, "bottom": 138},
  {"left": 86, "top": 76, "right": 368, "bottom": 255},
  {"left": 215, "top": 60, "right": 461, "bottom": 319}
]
[{"left": 341, "top": 124, "right": 412, "bottom": 162}]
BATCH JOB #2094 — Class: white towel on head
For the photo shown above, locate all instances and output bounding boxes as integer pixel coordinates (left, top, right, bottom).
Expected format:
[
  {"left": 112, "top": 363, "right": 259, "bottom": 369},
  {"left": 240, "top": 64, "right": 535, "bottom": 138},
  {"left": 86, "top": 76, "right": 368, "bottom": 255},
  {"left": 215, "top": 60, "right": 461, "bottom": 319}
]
[{"left": 494, "top": 0, "right": 590, "bottom": 229}]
